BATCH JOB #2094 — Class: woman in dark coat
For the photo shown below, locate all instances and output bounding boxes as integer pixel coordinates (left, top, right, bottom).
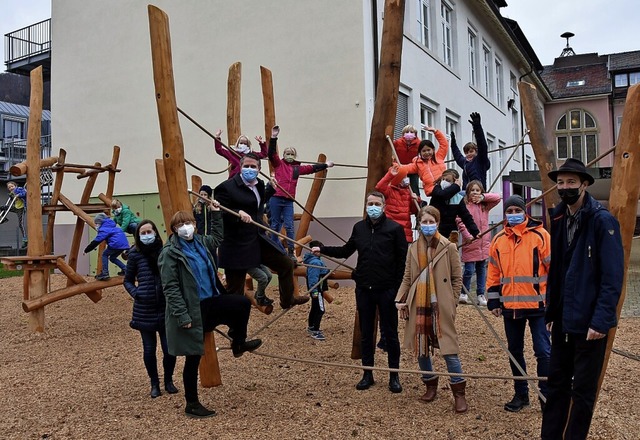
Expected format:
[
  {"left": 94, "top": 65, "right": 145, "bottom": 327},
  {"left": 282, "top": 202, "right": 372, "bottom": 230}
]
[
  {"left": 159, "top": 209, "right": 262, "bottom": 419},
  {"left": 123, "top": 219, "right": 178, "bottom": 398}
]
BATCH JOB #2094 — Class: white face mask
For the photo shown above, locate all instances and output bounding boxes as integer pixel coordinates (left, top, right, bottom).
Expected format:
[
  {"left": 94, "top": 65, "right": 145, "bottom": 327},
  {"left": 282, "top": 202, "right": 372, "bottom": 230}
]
[
  {"left": 114, "top": 208, "right": 122, "bottom": 215},
  {"left": 177, "top": 224, "right": 195, "bottom": 240},
  {"left": 236, "top": 144, "right": 250, "bottom": 154},
  {"left": 440, "top": 180, "right": 452, "bottom": 189}
]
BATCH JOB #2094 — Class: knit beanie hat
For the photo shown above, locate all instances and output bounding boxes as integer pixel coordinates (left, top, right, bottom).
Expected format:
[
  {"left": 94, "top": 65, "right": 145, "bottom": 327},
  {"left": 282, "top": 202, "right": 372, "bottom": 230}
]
[
  {"left": 94, "top": 213, "right": 108, "bottom": 225},
  {"left": 503, "top": 195, "right": 526, "bottom": 213},
  {"left": 199, "top": 185, "right": 213, "bottom": 197}
]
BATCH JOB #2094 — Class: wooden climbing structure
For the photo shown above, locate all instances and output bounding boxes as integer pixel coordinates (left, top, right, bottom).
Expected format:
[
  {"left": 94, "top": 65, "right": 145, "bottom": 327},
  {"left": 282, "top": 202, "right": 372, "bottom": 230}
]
[{"left": 1, "top": 66, "right": 124, "bottom": 332}]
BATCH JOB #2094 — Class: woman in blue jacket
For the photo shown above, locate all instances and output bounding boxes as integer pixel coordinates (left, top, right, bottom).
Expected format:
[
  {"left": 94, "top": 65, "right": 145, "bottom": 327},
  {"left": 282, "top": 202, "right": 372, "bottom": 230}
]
[{"left": 124, "top": 220, "right": 178, "bottom": 399}]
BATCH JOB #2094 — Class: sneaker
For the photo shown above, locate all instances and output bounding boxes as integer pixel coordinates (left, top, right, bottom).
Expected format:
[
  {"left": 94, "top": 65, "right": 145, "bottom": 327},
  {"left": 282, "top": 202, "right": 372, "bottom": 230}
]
[
  {"left": 477, "top": 294, "right": 488, "bottom": 306},
  {"left": 185, "top": 402, "right": 216, "bottom": 419},
  {"left": 95, "top": 273, "right": 110, "bottom": 281},
  {"left": 255, "top": 294, "right": 274, "bottom": 307},
  {"left": 459, "top": 293, "right": 469, "bottom": 305},
  {"left": 504, "top": 393, "right": 530, "bottom": 412},
  {"left": 306, "top": 327, "right": 315, "bottom": 335},
  {"left": 311, "top": 330, "right": 326, "bottom": 341}
]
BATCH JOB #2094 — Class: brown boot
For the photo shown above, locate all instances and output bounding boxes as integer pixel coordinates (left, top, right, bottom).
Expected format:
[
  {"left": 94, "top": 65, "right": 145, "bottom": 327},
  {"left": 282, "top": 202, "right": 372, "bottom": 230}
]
[
  {"left": 419, "top": 377, "right": 438, "bottom": 403},
  {"left": 450, "top": 380, "right": 468, "bottom": 413}
]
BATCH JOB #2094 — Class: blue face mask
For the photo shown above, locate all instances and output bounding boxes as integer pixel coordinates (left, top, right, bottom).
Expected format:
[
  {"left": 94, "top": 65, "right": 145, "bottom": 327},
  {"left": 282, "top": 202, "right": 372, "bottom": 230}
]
[
  {"left": 420, "top": 224, "right": 438, "bottom": 236},
  {"left": 140, "top": 233, "right": 156, "bottom": 245},
  {"left": 506, "top": 213, "right": 525, "bottom": 226},
  {"left": 366, "top": 205, "right": 383, "bottom": 220},
  {"left": 241, "top": 167, "right": 259, "bottom": 181}
]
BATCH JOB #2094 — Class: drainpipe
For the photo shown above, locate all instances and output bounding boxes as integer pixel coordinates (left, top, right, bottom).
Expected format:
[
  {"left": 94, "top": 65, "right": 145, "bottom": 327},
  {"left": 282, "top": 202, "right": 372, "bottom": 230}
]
[{"left": 371, "top": 0, "right": 380, "bottom": 91}]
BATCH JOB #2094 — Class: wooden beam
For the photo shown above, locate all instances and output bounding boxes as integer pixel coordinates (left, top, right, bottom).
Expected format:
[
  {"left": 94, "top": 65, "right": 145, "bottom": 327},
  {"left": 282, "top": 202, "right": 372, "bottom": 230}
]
[
  {"left": 22, "top": 277, "right": 123, "bottom": 312},
  {"left": 155, "top": 159, "right": 173, "bottom": 235},
  {"left": 56, "top": 257, "right": 101, "bottom": 303},
  {"left": 10, "top": 156, "right": 58, "bottom": 177},
  {"left": 227, "top": 62, "right": 242, "bottom": 146},
  {"left": 199, "top": 332, "right": 222, "bottom": 387},
  {"left": 598, "top": 84, "right": 640, "bottom": 399},
  {"left": 260, "top": 65, "right": 276, "bottom": 174},
  {"left": 191, "top": 175, "right": 202, "bottom": 206},
  {"left": 42, "top": 204, "right": 108, "bottom": 213},
  {"left": 295, "top": 154, "right": 328, "bottom": 253},
  {"left": 58, "top": 193, "right": 96, "bottom": 229}
]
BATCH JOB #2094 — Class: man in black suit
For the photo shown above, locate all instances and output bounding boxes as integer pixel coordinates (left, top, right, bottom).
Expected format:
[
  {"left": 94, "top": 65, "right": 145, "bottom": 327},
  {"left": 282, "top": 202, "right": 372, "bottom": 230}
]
[{"left": 214, "top": 153, "right": 309, "bottom": 309}]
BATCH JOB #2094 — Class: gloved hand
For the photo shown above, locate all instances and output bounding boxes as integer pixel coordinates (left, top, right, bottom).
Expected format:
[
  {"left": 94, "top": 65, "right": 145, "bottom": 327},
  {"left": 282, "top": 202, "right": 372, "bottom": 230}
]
[
  {"left": 469, "top": 112, "right": 481, "bottom": 125},
  {"left": 450, "top": 131, "right": 456, "bottom": 144}
]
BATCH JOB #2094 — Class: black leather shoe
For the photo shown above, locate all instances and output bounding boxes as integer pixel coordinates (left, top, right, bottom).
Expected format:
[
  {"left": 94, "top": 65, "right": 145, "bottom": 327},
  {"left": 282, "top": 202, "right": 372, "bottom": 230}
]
[
  {"left": 355, "top": 371, "right": 375, "bottom": 390},
  {"left": 232, "top": 339, "right": 263, "bottom": 358},
  {"left": 280, "top": 294, "right": 310, "bottom": 309},
  {"left": 164, "top": 381, "right": 179, "bottom": 394},
  {"left": 150, "top": 383, "right": 161, "bottom": 398},
  {"left": 185, "top": 402, "right": 216, "bottom": 419},
  {"left": 389, "top": 373, "right": 402, "bottom": 393},
  {"left": 504, "top": 393, "right": 530, "bottom": 412}
]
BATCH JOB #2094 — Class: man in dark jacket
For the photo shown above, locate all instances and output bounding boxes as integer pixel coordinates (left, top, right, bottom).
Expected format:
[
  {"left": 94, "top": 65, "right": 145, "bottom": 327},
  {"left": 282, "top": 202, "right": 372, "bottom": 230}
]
[
  {"left": 214, "top": 153, "right": 309, "bottom": 309},
  {"left": 541, "top": 158, "right": 624, "bottom": 440},
  {"left": 450, "top": 112, "right": 490, "bottom": 189},
  {"left": 314, "top": 191, "right": 408, "bottom": 393}
]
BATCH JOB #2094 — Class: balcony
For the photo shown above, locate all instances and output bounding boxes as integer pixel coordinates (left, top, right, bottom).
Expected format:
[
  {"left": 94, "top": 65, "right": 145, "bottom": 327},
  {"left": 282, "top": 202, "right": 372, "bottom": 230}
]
[
  {"left": 0, "top": 135, "right": 52, "bottom": 180},
  {"left": 4, "top": 19, "right": 51, "bottom": 79}
]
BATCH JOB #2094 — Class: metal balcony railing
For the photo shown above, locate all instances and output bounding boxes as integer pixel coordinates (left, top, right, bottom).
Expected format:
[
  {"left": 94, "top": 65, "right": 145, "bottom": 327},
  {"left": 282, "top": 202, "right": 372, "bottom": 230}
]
[
  {"left": 4, "top": 19, "right": 51, "bottom": 65},
  {"left": 0, "top": 135, "right": 52, "bottom": 179}
]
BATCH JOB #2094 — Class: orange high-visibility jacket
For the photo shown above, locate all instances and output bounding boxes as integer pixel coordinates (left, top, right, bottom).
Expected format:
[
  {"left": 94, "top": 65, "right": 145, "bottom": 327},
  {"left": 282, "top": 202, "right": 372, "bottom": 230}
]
[{"left": 486, "top": 217, "right": 551, "bottom": 315}]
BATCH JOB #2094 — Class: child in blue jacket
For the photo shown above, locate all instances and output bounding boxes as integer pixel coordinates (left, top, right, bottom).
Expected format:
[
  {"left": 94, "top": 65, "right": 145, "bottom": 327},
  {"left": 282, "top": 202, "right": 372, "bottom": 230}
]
[
  {"left": 304, "top": 240, "right": 330, "bottom": 341},
  {"left": 84, "top": 213, "right": 130, "bottom": 280}
]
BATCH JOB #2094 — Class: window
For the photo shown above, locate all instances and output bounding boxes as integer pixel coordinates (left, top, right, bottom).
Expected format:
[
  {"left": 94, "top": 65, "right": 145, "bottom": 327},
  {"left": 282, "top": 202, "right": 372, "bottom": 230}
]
[
  {"left": 512, "top": 109, "right": 520, "bottom": 161},
  {"left": 483, "top": 44, "right": 491, "bottom": 97},
  {"left": 440, "top": 2, "right": 453, "bottom": 67},
  {"left": 394, "top": 92, "right": 410, "bottom": 140},
  {"left": 615, "top": 74, "right": 628, "bottom": 87},
  {"left": 2, "top": 117, "right": 26, "bottom": 139},
  {"left": 486, "top": 134, "right": 495, "bottom": 186},
  {"left": 495, "top": 56, "right": 503, "bottom": 106},
  {"left": 630, "top": 72, "right": 640, "bottom": 85},
  {"left": 510, "top": 71, "right": 517, "bottom": 94},
  {"left": 499, "top": 140, "right": 507, "bottom": 175},
  {"left": 417, "top": 0, "right": 431, "bottom": 48},
  {"left": 567, "top": 80, "right": 585, "bottom": 87},
  {"left": 468, "top": 28, "right": 477, "bottom": 87},
  {"left": 525, "top": 154, "right": 532, "bottom": 171},
  {"left": 445, "top": 113, "right": 459, "bottom": 164},
  {"left": 420, "top": 103, "right": 437, "bottom": 142},
  {"left": 555, "top": 109, "right": 598, "bottom": 163}
]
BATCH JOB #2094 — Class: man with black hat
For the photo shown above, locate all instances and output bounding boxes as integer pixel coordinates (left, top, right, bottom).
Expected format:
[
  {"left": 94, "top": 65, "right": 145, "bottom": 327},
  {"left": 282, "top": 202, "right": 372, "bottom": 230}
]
[
  {"left": 541, "top": 158, "right": 624, "bottom": 440},
  {"left": 486, "top": 194, "right": 551, "bottom": 412}
]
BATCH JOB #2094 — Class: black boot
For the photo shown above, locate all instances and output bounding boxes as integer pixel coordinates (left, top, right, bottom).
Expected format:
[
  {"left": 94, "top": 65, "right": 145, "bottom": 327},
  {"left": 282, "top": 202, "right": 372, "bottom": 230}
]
[
  {"left": 504, "top": 393, "right": 530, "bottom": 412},
  {"left": 389, "top": 373, "right": 402, "bottom": 393},
  {"left": 232, "top": 339, "right": 263, "bottom": 358},
  {"left": 355, "top": 370, "right": 375, "bottom": 390},
  {"left": 165, "top": 381, "right": 179, "bottom": 394},
  {"left": 185, "top": 401, "right": 216, "bottom": 419},
  {"left": 150, "top": 383, "right": 161, "bottom": 399}
]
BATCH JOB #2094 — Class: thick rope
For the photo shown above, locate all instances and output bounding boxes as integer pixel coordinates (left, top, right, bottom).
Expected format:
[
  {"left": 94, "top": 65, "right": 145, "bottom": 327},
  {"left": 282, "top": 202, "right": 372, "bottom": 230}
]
[
  {"left": 300, "top": 175, "right": 367, "bottom": 181},
  {"left": 486, "top": 130, "right": 529, "bottom": 193},
  {"left": 185, "top": 158, "right": 230, "bottom": 175},
  {"left": 177, "top": 107, "right": 348, "bottom": 244},
  {"left": 299, "top": 160, "right": 368, "bottom": 169},
  {"left": 612, "top": 348, "right": 640, "bottom": 362},
  {"left": 444, "top": 141, "right": 531, "bottom": 165}
]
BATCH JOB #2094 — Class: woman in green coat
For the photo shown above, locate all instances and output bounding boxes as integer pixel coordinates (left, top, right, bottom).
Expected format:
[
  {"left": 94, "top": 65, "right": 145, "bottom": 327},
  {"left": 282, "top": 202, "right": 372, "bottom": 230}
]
[{"left": 159, "top": 208, "right": 262, "bottom": 419}]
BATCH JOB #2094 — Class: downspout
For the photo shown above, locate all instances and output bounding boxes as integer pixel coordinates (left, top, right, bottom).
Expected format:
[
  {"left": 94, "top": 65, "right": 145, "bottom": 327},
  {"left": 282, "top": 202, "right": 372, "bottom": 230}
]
[{"left": 371, "top": 0, "right": 380, "bottom": 91}]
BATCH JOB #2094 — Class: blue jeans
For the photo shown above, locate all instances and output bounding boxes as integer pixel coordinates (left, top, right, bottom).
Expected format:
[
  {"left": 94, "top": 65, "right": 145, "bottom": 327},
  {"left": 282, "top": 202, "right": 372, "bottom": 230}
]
[
  {"left": 503, "top": 315, "right": 550, "bottom": 396},
  {"left": 101, "top": 247, "right": 127, "bottom": 275},
  {"left": 140, "top": 329, "right": 176, "bottom": 385},
  {"left": 462, "top": 260, "right": 487, "bottom": 296},
  {"left": 418, "top": 354, "right": 464, "bottom": 384},
  {"left": 247, "top": 264, "right": 272, "bottom": 298},
  {"left": 269, "top": 196, "right": 294, "bottom": 252}
]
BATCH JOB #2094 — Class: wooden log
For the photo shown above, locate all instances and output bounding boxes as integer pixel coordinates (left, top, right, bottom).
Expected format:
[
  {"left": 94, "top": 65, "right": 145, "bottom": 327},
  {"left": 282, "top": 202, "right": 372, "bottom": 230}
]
[
  {"left": 155, "top": 159, "right": 174, "bottom": 235},
  {"left": 323, "top": 291, "right": 334, "bottom": 303},
  {"left": 191, "top": 175, "right": 203, "bottom": 206},
  {"left": 42, "top": 204, "right": 108, "bottom": 213},
  {"left": 25, "top": 66, "right": 46, "bottom": 332},
  {"left": 50, "top": 166, "right": 85, "bottom": 174},
  {"left": 328, "top": 280, "right": 339, "bottom": 289},
  {"left": 22, "top": 276, "right": 123, "bottom": 312},
  {"left": 58, "top": 193, "right": 97, "bottom": 229},
  {"left": 227, "top": 62, "right": 242, "bottom": 147},
  {"left": 260, "top": 65, "right": 276, "bottom": 174},
  {"left": 244, "top": 290, "right": 274, "bottom": 315},
  {"left": 292, "top": 266, "right": 352, "bottom": 279},
  {"left": 518, "top": 81, "right": 561, "bottom": 218},
  {"left": 10, "top": 156, "right": 58, "bottom": 177},
  {"left": 598, "top": 84, "right": 640, "bottom": 399},
  {"left": 45, "top": 149, "right": 66, "bottom": 254},
  {"left": 295, "top": 154, "right": 328, "bottom": 255},
  {"left": 294, "top": 235, "right": 312, "bottom": 254},
  {"left": 199, "top": 332, "right": 222, "bottom": 387},
  {"left": 56, "top": 257, "right": 102, "bottom": 303},
  {"left": 148, "top": 6, "right": 191, "bottom": 214}
]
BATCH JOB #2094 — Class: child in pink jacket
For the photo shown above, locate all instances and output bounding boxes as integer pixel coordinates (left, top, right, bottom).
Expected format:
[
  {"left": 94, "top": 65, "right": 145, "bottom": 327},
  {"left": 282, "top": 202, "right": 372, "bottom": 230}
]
[
  {"left": 456, "top": 180, "right": 501, "bottom": 305},
  {"left": 214, "top": 129, "right": 268, "bottom": 178}
]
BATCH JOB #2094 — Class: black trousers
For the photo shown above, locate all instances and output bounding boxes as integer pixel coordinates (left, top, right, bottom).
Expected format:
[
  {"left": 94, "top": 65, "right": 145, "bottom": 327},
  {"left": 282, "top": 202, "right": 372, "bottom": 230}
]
[
  {"left": 541, "top": 324, "right": 608, "bottom": 440},
  {"left": 182, "top": 294, "right": 251, "bottom": 404},
  {"left": 308, "top": 292, "right": 326, "bottom": 331},
  {"left": 225, "top": 239, "right": 294, "bottom": 305},
  {"left": 355, "top": 286, "right": 400, "bottom": 371}
]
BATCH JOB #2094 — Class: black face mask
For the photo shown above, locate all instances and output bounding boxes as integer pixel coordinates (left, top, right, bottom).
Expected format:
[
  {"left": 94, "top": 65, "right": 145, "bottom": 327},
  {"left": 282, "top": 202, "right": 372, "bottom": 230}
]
[{"left": 558, "top": 188, "right": 581, "bottom": 205}]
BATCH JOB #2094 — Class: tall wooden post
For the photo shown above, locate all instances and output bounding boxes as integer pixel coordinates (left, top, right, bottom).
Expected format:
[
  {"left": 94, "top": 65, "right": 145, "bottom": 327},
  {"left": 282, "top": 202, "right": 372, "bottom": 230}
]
[
  {"left": 261, "top": 66, "right": 276, "bottom": 173},
  {"left": 598, "top": 84, "right": 640, "bottom": 397},
  {"left": 25, "top": 67, "right": 46, "bottom": 332},
  {"left": 518, "top": 81, "right": 561, "bottom": 217},
  {"left": 295, "top": 154, "right": 328, "bottom": 252},
  {"left": 227, "top": 62, "right": 242, "bottom": 147}
]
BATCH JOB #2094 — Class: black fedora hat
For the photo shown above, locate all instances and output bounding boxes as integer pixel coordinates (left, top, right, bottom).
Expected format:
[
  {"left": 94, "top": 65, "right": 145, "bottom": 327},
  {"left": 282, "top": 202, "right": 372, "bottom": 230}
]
[{"left": 548, "top": 158, "right": 595, "bottom": 185}]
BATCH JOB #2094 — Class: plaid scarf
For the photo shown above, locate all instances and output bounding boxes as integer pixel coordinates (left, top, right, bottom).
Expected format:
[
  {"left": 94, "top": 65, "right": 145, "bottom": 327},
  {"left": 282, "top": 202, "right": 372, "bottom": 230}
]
[{"left": 415, "top": 233, "right": 442, "bottom": 357}]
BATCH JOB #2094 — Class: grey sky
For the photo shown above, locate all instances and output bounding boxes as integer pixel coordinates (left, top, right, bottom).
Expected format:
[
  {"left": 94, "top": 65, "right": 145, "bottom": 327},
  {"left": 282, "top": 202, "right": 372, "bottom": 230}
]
[{"left": 0, "top": 1, "right": 638, "bottom": 71}]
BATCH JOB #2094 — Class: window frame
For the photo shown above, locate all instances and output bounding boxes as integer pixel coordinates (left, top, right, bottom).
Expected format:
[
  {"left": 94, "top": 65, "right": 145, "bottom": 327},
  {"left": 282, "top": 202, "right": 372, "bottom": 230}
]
[
  {"left": 468, "top": 27, "right": 478, "bottom": 87},
  {"left": 555, "top": 109, "right": 599, "bottom": 163},
  {"left": 416, "top": 0, "right": 431, "bottom": 49},
  {"left": 482, "top": 43, "right": 492, "bottom": 98},
  {"left": 440, "top": 1, "right": 453, "bottom": 67}
]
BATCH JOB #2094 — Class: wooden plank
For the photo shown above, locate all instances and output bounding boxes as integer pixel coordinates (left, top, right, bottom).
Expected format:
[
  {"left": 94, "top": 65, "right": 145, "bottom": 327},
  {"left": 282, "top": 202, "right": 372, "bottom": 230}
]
[
  {"left": 227, "top": 62, "right": 242, "bottom": 146},
  {"left": 199, "top": 332, "right": 222, "bottom": 387},
  {"left": 148, "top": 6, "right": 191, "bottom": 214},
  {"left": 598, "top": 83, "right": 640, "bottom": 398},
  {"left": 518, "top": 81, "right": 561, "bottom": 217}
]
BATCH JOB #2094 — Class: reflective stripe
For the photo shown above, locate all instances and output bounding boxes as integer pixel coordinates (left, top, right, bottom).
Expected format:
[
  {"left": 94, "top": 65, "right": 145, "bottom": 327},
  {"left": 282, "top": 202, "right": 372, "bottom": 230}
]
[
  {"left": 487, "top": 292, "right": 500, "bottom": 299},
  {"left": 488, "top": 256, "right": 498, "bottom": 266},
  {"left": 500, "top": 295, "right": 545, "bottom": 303},
  {"left": 499, "top": 275, "right": 547, "bottom": 284},
  {"left": 543, "top": 256, "right": 551, "bottom": 264}
]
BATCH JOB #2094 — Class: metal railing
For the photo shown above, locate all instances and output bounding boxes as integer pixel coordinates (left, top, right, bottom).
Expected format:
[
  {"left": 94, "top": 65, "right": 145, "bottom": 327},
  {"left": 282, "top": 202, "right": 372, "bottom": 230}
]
[
  {"left": 4, "top": 19, "right": 51, "bottom": 64},
  {"left": 0, "top": 135, "right": 52, "bottom": 179}
]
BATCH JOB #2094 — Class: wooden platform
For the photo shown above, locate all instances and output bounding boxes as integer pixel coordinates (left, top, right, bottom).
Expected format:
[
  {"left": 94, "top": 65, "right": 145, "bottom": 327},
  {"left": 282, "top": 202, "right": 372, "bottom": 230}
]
[{"left": 0, "top": 255, "right": 65, "bottom": 271}]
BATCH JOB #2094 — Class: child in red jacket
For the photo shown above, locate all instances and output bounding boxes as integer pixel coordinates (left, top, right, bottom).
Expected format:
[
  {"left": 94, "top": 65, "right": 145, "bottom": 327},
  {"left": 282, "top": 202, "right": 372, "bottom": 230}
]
[
  {"left": 375, "top": 164, "right": 419, "bottom": 243},
  {"left": 392, "top": 124, "right": 421, "bottom": 196},
  {"left": 213, "top": 129, "right": 268, "bottom": 178},
  {"left": 267, "top": 126, "right": 334, "bottom": 258}
]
